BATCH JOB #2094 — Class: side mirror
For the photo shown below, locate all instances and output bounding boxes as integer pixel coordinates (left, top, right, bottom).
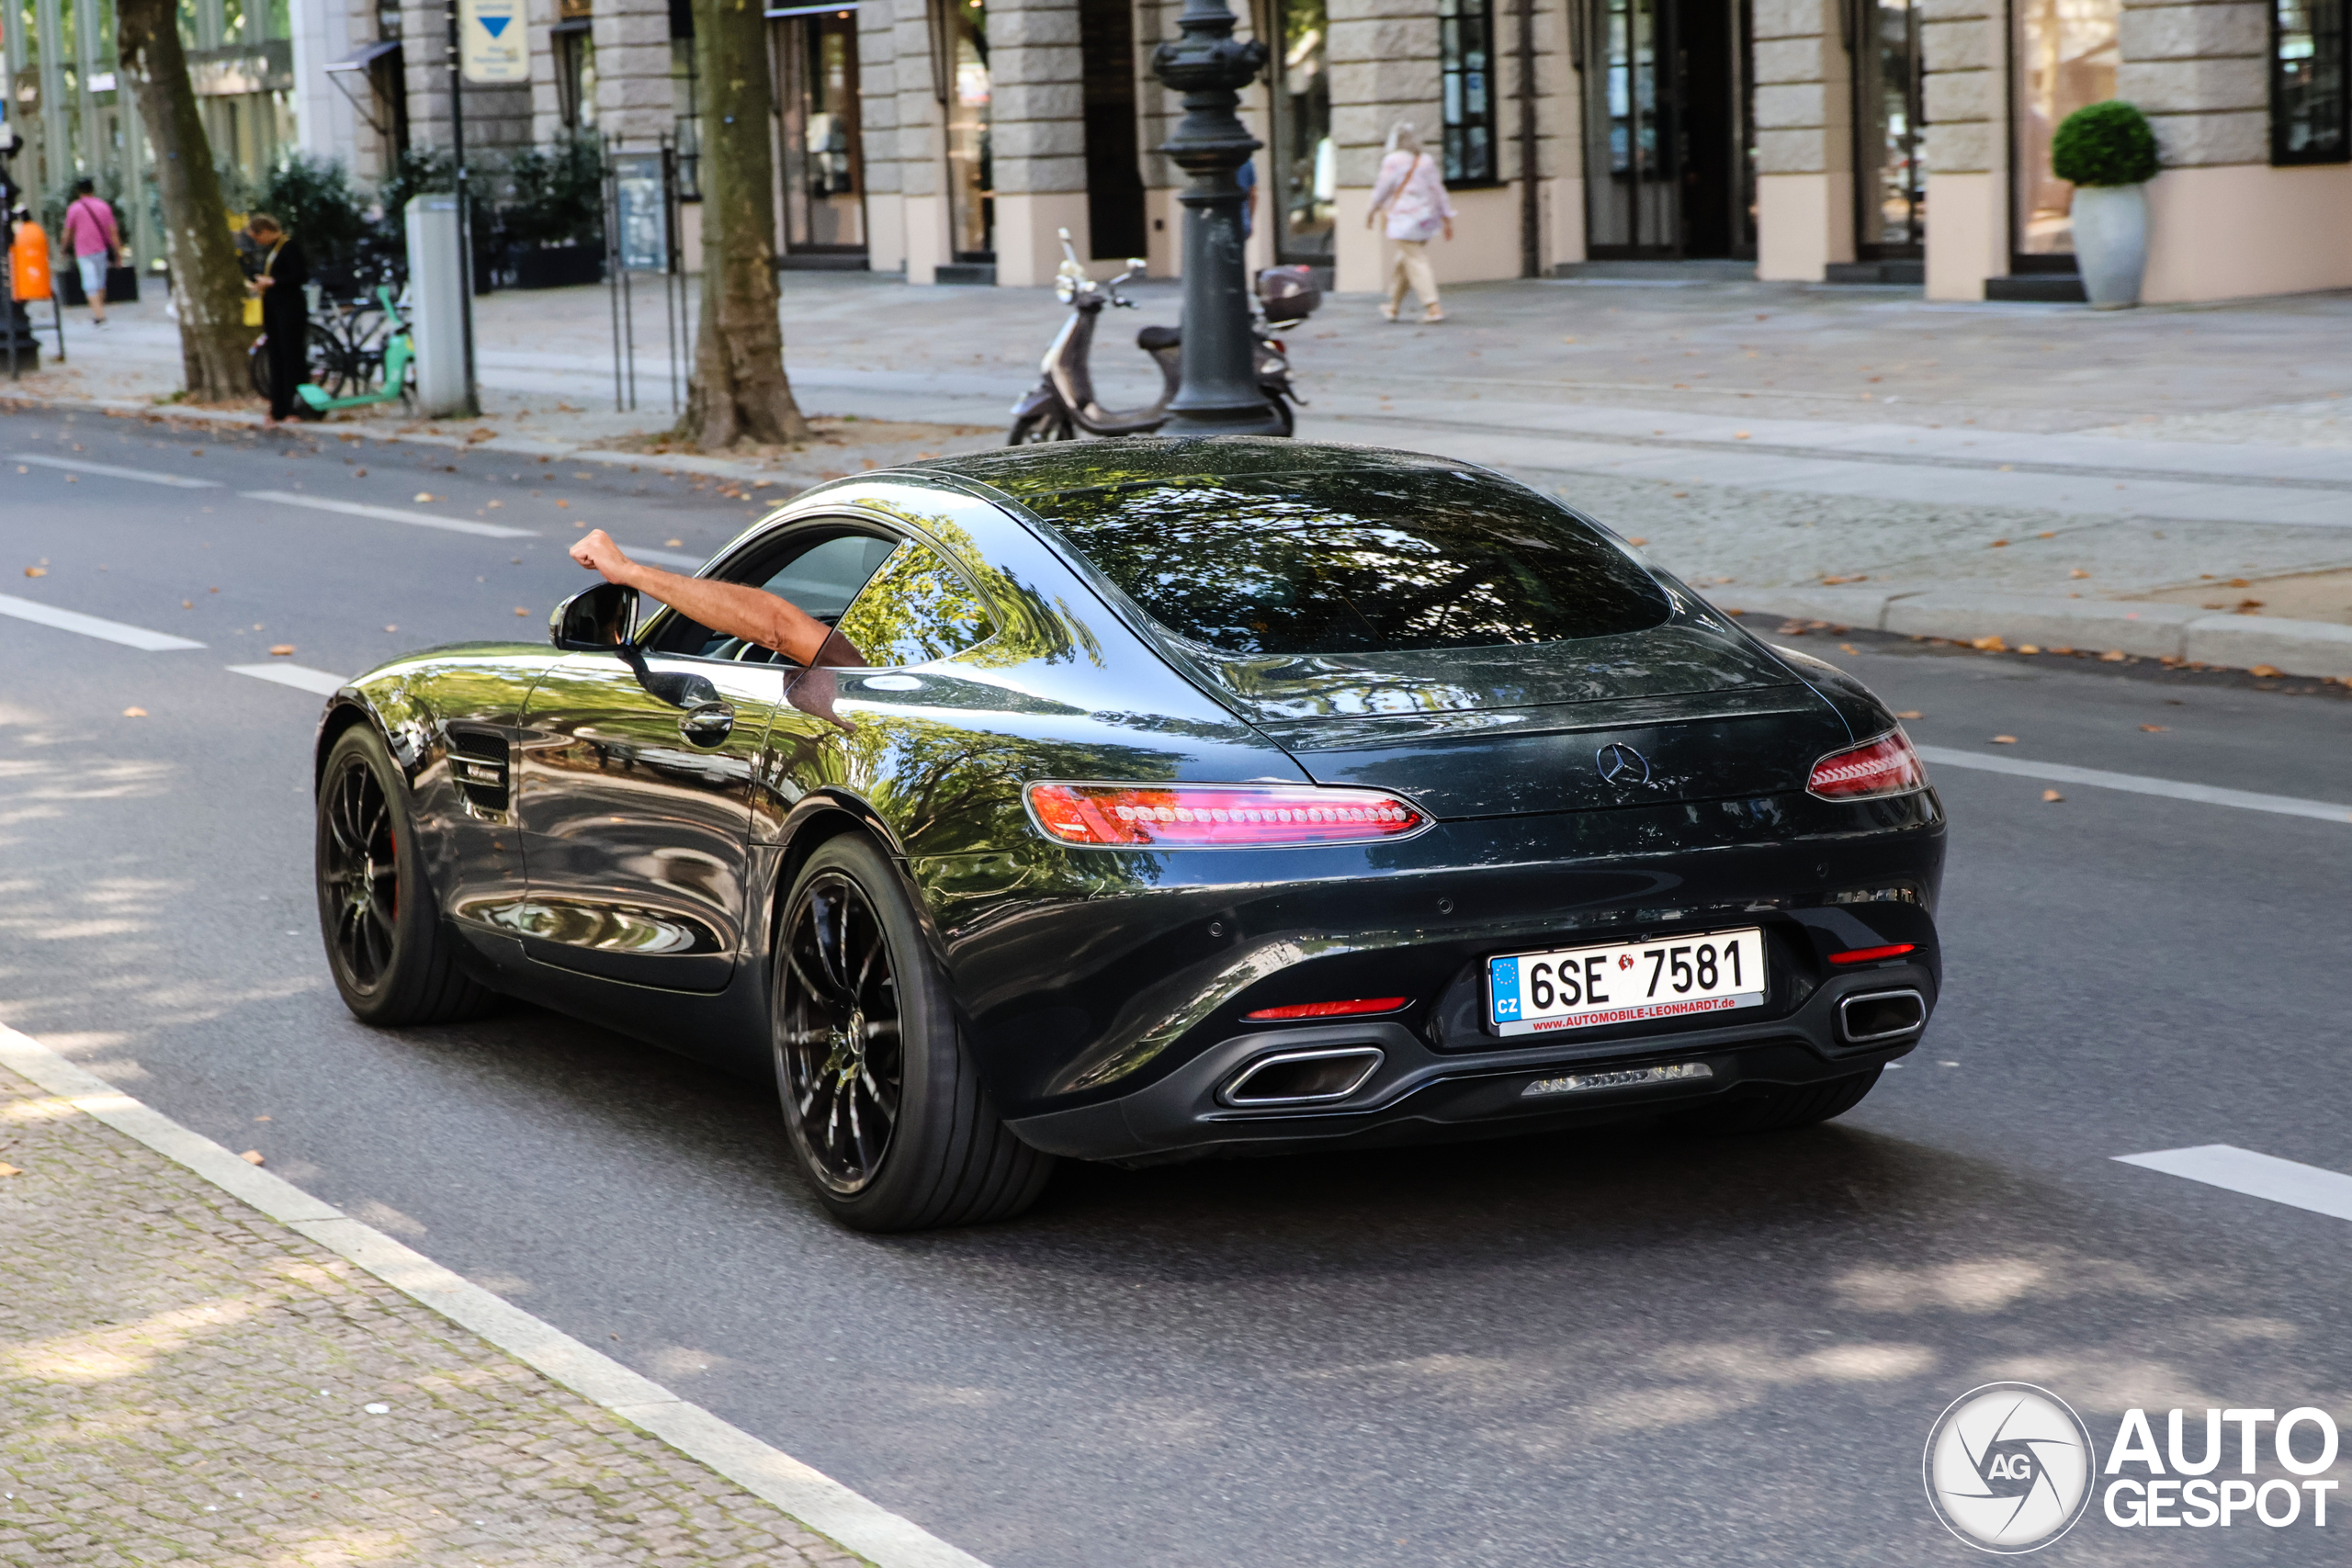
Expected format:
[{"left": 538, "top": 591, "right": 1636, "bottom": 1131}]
[{"left": 549, "top": 581, "right": 637, "bottom": 650}]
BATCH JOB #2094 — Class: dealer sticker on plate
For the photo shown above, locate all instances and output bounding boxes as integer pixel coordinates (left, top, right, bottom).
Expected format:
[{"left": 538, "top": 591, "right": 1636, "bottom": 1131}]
[{"left": 1488, "top": 928, "right": 1765, "bottom": 1037}]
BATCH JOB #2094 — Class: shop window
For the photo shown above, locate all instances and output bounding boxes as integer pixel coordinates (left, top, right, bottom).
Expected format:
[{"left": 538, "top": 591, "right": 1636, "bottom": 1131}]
[
  {"left": 2275, "top": 0, "right": 2349, "bottom": 163},
  {"left": 557, "top": 25, "right": 596, "bottom": 130},
  {"left": 2012, "top": 0, "right": 2118, "bottom": 258},
  {"left": 1273, "top": 0, "right": 1334, "bottom": 259},
  {"left": 1439, "top": 0, "right": 1496, "bottom": 185}
]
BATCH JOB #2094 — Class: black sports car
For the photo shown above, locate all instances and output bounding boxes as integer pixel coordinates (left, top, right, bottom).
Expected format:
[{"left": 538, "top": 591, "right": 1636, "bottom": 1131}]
[{"left": 314, "top": 439, "right": 1944, "bottom": 1230}]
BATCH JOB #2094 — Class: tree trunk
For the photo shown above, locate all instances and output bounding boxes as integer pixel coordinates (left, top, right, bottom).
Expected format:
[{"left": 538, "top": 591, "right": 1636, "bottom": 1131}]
[
  {"left": 117, "top": 0, "right": 252, "bottom": 400},
  {"left": 683, "top": 0, "right": 810, "bottom": 448}
]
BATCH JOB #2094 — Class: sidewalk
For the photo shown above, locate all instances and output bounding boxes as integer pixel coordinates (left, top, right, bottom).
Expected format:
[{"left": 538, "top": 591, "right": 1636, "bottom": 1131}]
[
  {"left": 8, "top": 272, "right": 2352, "bottom": 673},
  {"left": 0, "top": 1028, "right": 967, "bottom": 1568}
]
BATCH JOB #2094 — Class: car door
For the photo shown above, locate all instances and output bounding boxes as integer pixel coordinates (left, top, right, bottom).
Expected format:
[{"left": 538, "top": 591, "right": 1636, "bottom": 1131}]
[{"left": 514, "top": 528, "right": 899, "bottom": 989}]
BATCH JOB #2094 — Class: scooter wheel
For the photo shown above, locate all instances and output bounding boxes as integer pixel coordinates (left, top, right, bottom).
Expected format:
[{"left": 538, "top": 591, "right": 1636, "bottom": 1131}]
[
  {"left": 1008, "top": 411, "right": 1076, "bottom": 445},
  {"left": 1262, "top": 391, "right": 1295, "bottom": 438}
]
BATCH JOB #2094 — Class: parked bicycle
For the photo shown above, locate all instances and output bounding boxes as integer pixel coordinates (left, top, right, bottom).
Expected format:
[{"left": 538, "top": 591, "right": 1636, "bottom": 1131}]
[{"left": 248, "top": 285, "right": 416, "bottom": 417}]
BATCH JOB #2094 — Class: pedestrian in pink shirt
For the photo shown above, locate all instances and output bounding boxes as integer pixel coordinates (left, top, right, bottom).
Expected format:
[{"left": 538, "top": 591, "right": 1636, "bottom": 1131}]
[
  {"left": 61, "top": 178, "right": 120, "bottom": 329},
  {"left": 1365, "top": 121, "right": 1455, "bottom": 324}
]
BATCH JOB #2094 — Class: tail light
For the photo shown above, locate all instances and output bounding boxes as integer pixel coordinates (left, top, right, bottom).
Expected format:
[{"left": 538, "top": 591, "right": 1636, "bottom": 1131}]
[
  {"left": 1024, "top": 782, "right": 1430, "bottom": 849},
  {"left": 1806, "top": 731, "right": 1928, "bottom": 801},
  {"left": 1244, "top": 997, "right": 1409, "bottom": 1021}
]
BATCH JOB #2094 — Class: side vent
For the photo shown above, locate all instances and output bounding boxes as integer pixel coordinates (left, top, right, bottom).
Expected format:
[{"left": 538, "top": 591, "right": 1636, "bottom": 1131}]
[{"left": 446, "top": 728, "right": 512, "bottom": 814}]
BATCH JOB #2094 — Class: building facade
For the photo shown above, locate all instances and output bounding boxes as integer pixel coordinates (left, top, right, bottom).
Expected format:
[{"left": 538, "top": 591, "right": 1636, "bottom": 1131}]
[{"left": 6, "top": 0, "right": 2350, "bottom": 299}]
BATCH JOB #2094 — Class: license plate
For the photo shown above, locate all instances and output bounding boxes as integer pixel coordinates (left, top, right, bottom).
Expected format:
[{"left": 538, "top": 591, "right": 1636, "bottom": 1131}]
[{"left": 1487, "top": 928, "right": 1766, "bottom": 1037}]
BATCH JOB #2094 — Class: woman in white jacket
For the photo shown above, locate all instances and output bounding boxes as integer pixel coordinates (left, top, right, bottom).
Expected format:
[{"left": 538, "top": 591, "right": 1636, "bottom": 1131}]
[{"left": 1365, "top": 121, "right": 1456, "bottom": 323}]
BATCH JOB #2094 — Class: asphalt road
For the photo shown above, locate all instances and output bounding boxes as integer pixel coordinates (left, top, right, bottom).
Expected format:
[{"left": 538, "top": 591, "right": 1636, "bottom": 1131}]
[{"left": 7, "top": 407, "right": 2352, "bottom": 1566}]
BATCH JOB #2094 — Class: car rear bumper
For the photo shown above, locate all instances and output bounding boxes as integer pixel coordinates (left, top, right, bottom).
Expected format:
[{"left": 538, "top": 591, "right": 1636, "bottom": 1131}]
[{"left": 1005, "top": 954, "right": 1936, "bottom": 1162}]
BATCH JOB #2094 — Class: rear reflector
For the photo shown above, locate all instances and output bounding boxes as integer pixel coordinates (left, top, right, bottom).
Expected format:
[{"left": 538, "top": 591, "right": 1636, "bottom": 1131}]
[
  {"left": 1806, "top": 730, "right": 1928, "bottom": 801},
  {"left": 1024, "top": 782, "right": 1429, "bottom": 849},
  {"left": 1244, "top": 997, "right": 1409, "bottom": 1021},
  {"left": 1829, "top": 943, "right": 1917, "bottom": 965}
]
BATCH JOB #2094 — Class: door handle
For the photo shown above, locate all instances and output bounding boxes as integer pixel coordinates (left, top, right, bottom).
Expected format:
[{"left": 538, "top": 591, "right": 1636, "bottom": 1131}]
[{"left": 679, "top": 701, "right": 734, "bottom": 747}]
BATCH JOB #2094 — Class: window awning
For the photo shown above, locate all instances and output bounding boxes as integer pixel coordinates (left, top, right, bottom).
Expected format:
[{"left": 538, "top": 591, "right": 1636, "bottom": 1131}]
[
  {"left": 324, "top": 39, "right": 402, "bottom": 73},
  {"left": 763, "top": 2, "right": 858, "bottom": 16},
  {"left": 551, "top": 17, "right": 591, "bottom": 33}
]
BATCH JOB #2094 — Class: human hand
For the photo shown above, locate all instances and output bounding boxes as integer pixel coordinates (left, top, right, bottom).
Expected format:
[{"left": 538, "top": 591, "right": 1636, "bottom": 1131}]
[
  {"left": 570, "top": 528, "right": 635, "bottom": 582},
  {"left": 1442, "top": 220, "right": 1454, "bottom": 243},
  {"left": 253, "top": 276, "right": 275, "bottom": 292}
]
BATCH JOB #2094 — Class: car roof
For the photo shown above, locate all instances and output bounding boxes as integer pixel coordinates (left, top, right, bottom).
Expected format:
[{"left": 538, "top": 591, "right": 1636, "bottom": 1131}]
[{"left": 903, "top": 436, "right": 1486, "bottom": 506}]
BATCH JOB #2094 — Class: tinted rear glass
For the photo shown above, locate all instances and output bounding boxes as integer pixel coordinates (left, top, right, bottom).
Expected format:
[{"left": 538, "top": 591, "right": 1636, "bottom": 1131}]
[{"left": 1024, "top": 469, "right": 1670, "bottom": 656}]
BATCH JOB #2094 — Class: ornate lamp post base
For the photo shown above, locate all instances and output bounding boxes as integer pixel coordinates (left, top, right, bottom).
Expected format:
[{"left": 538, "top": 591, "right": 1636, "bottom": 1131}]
[{"left": 1152, "top": 0, "right": 1283, "bottom": 436}]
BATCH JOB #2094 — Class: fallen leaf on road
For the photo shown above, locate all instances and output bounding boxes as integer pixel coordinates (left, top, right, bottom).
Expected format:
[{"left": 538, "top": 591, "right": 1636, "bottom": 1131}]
[
  {"left": 2069, "top": 569, "right": 2090, "bottom": 579},
  {"left": 23, "top": 567, "right": 44, "bottom": 578},
  {"left": 383, "top": 625, "right": 398, "bottom": 632},
  {"left": 2038, "top": 531, "right": 2056, "bottom": 539},
  {"left": 514, "top": 607, "right": 530, "bottom": 616},
  {"left": 2042, "top": 789, "right": 2064, "bottom": 803},
  {"left": 2141, "top": 724, "right": 2168, "bottom": 732},
  {"left": 1734, "top": 431, "right": 1750, "bottom": 440},
  {"left": 1840, "top": 643, "right": 1860, "bottom": 654},
  {"left": 1988, "top": 539, "right": 2010, "bottom": 548},
  {"left": 2019, "top": 643, "right": 2041, "bottom": 654},
  {"left": 122, "top": 707, "right": 148, "bottom": 717},
  {"left": 240, "top": 1150, "right": 265, "bottom": 1166},
  {"left": 65, "top": 475, "right": 77, "bottom": 483},
  {"left": 1821, "top": 573, "right": 1868, "bottom": 584},
  {"left": 2249, "top": 664, "right": 2283, "bottom": 678},
  {"left": 556, "top": 499, "right": 571, "bottom": 508},
  {"left": 486, "top": 500, "right": 503, "bottom": 509},
  {"left": 2228, "top": 578, "right": 2252, "bottom": 587},
  {"left": 1895, "top": 710, "right": 1923, "bottom": 719},
  {"left": 1991, "top": 735, "right": 2018, "bottom": 744},
  {"left": 183, "top": 600, "right": 193, "bottom": 608},
  {"left": 413, "top": 492, "right": 435, "bottom": 502},
  {"left": 1670, "top": 491, "right": 1688, "bottom": 498},
  {"left": 1625, "top": 536, "right": 1647, "bottom": 546},
  {"left": 665, "top": 538, "right": 683, "bottom": 547},
  {"left": 209, "top": 586, "right": 220, "bottom": 592},
  {"left": 1971, "top": 635, "right": 2007, "bottom": 652},
  {"left": 0, "top": 1162, "right": 20, "bottom": 1177},
  {"left": 353, "top": 468, "right": 366, "bottom": 477},
  {"left": 2099, "top": 650, "right": 2130, "bottom": 662},
  {"left": 1561, "top": 335, "right": 1577, "bottom": 344},
  {"left": 269, "top": 645, "right": 295, "bottom": 657}
]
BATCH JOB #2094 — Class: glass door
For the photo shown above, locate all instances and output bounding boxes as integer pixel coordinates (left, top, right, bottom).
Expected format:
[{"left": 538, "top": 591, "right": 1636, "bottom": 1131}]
[
  {"left": 944, "top": 0, "right": 993, "bottom": 262},
  {"left": 2012, "top": 0, "right": 2118, "bottom": 265},
  {"left": 1854, "top": 0, "right": 1925, "bottom": 256},
  {"left": 775, "top": 8, "right": 866, "bottom": 255},
  {"left": 1578, "top": 0, "right": 1749, "bottom": 257},
  {"left": 1272, "top": 0, "right": 1334, "bottom": 260}
]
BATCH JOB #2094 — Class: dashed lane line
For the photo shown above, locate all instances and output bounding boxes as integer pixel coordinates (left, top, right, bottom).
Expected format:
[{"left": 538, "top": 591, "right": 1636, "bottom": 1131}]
[
  {"left": 8, "top": 452, "right": 223, "bottom": 488},
  {"left": 624, "top": 544, "right": 706, "bottom": 568},
  {"left": 1915, "top": 745, "right": 2352, "bottom": 825},
  {"left": 227, "top": 662, "right": 348, "bottom": 696},
  {"left": 0, "top": 592, "right": 206, "bottom": 651},
  {"left": 242, "top": 490, "right": 539, "bottom": 539},
  {"left": 2116, "top": 1146, "right": 2352, "bottom": 1224},
  {"left": 0, "top": 1022, "right": 991, "bottom": 1568}
]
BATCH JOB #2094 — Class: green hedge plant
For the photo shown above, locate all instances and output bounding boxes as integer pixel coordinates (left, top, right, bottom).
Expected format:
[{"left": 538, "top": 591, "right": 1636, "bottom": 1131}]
[{"left": 2051, "top": 100, "right": 2161, "bottom": 186}]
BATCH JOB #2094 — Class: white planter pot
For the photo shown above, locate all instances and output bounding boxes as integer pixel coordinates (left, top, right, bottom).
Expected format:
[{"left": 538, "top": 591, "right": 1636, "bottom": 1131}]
[{"left": 2072, "top": 183, "right": 2148, "bottom": 310}]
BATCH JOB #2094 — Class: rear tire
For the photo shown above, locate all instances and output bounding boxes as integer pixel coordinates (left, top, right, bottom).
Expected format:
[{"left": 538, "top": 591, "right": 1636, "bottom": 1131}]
[
  {"left": 1008, "top": 408, "right": 1076, "bottom": 444},
  {"left": 773, "top": 835, "right": 1054, "bottom": 1231},
  {"left": 1666, "top": 1066, "right": 1883, "bottom": 1134},
  {"left": 314, "top": 726, "right": 498, "bottom": 1025}
]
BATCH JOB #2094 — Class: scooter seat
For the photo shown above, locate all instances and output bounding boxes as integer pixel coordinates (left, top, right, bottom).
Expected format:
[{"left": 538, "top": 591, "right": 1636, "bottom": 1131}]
[{"left": 1136, "top": 323, "right": 1182, "bottom": 352}]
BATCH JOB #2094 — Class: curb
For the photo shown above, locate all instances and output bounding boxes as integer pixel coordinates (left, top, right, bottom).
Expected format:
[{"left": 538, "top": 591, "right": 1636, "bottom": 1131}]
[
  {"left": 0, "top": 1020, "right": 992, "bottom": 1568},
  {"left": 0, "top": 389, "right": 838, "bottom": 486},
  {"left": 1719, "top": 586, "right": 2352, "bottom": 682}
]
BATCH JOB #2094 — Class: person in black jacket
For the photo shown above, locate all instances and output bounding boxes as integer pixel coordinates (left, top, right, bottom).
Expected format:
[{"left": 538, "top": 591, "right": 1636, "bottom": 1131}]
[{"left": 244, "top": 213, "right": 310, "bottom": 423}]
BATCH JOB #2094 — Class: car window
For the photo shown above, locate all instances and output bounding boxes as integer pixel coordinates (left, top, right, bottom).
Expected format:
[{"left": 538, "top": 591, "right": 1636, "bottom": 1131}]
[
  {"left": 826, "top": 541, "right": 996, "bottom": 670},
  {"left": 645, "top": 529, "right": 900, "bottom": 661},
  {"left": 1022, "top": 469, "right": 1670, "bottom": 656}
]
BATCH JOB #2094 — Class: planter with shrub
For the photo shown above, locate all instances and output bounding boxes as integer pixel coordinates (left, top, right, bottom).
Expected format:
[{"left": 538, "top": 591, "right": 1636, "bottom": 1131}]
[{"left": 2051, "top": 100, "right": 2161, "bottom": 309}]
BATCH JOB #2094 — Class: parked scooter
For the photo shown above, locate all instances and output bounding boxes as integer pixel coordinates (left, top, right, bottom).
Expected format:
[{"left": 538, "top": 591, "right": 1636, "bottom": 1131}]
[{"left": 1007, "top": 230, "right": 1318, "bottom": 444}]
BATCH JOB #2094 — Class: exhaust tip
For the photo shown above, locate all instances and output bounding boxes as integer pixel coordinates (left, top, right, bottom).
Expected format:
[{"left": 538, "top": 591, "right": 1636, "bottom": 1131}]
[
  {"left": 1221, "top": 1046, "right": 1385, "bottom": 1108},
  {"left": 1839, "top": 987, "right": 1926, "bottom": 1045}
]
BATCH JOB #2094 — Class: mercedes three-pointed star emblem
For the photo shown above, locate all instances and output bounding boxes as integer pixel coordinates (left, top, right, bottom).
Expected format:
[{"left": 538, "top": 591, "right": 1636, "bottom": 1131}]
[{"left": 1595, "top": 742, "right": 1652, "bottom": 785}]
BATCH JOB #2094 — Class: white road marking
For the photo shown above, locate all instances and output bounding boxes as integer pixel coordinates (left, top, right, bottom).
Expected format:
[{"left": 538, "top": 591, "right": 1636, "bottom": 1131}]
[
  {"left": 1915, "top": 745, "right": 2352, "bottom": 825},
  {"left": 2116, "top": 1145, "right": 2352, "bottom": 1224},
  {"left": 9, "top": 452, "right": 223, "bottom": 488},
  {"left": 242, "top": 490, "right": 539, "bottom": 539},
  {"left": 624, "top": 545, "right": 705, "bottom": 568},
  {"left": 0, "top": 1021, "right": 992, "bottom": 1568},
  {"left": 0, "top": 592, "right": 206, "bottom": 650},
  {"left": 227, "top": 662, "right": 347, "bottom": 696}
]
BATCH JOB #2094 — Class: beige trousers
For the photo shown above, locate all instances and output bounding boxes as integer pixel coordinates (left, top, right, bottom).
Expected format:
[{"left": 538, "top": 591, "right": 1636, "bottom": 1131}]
[{"left": 1385, "top": 240, "right": 1440, "bottom": 314}]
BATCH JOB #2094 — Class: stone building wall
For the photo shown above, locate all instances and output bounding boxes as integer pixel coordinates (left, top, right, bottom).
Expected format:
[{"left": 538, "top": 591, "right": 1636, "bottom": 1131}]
[
  {"left": 1749, "top": 0, "right": 1850, "bottom": 279},
  {"left": 1918, "top": 0, "right": 2007, "bottom": 298}
]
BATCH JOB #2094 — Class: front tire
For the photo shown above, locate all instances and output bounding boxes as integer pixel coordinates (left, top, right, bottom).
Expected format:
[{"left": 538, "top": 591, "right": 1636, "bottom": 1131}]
[
  {"left": 773, "top": 835, "right": 1054, "bottom": 1231},
  {"left": 1008, "top": 407, "right": 1076, "bottom": 444},
  {"left": 314, "top": 726, "right": 496, "bottom": 1025}
]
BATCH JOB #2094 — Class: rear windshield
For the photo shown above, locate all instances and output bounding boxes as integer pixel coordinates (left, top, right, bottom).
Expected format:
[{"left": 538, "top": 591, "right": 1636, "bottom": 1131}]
[{"left": 1023, "top": 469, "right": 1671, "bottom": 656}]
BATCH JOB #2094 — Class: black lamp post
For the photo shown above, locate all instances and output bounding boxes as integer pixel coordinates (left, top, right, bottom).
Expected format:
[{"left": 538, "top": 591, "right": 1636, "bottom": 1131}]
[{"left": 1150, "top": 0, "right": 1283, "bottom": 435}]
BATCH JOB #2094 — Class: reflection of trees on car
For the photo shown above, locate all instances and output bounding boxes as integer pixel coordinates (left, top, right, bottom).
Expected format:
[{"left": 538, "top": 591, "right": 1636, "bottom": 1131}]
[{"left": 833, "top": 545, "right": 996, "bottom": 669}]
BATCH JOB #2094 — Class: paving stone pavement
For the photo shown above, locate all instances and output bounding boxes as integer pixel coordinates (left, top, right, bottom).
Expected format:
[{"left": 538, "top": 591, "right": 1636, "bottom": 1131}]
[{"left": 0, "top": 1063, "right": 865, "bottom": 1568}]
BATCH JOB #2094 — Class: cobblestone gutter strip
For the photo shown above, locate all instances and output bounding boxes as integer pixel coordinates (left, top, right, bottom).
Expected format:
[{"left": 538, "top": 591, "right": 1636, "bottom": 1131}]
[
  {"left": 0, "top": 1022, "right": 990, "bottom": 1568},
  {"left": 1717, "top": 587, "right": 2352, "bottom": 682}
]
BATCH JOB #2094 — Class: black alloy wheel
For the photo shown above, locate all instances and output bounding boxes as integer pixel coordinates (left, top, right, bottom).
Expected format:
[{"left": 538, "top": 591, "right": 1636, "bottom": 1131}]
[
  {"left": 314, "top": 726, "right": 496, "bottom": 1025},
  {"left": 777, "top": 868, "right": 905, "bottom": 1192},
  {"left": 773, "top": 836, "right": 1054, "bottom": 1231}
]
